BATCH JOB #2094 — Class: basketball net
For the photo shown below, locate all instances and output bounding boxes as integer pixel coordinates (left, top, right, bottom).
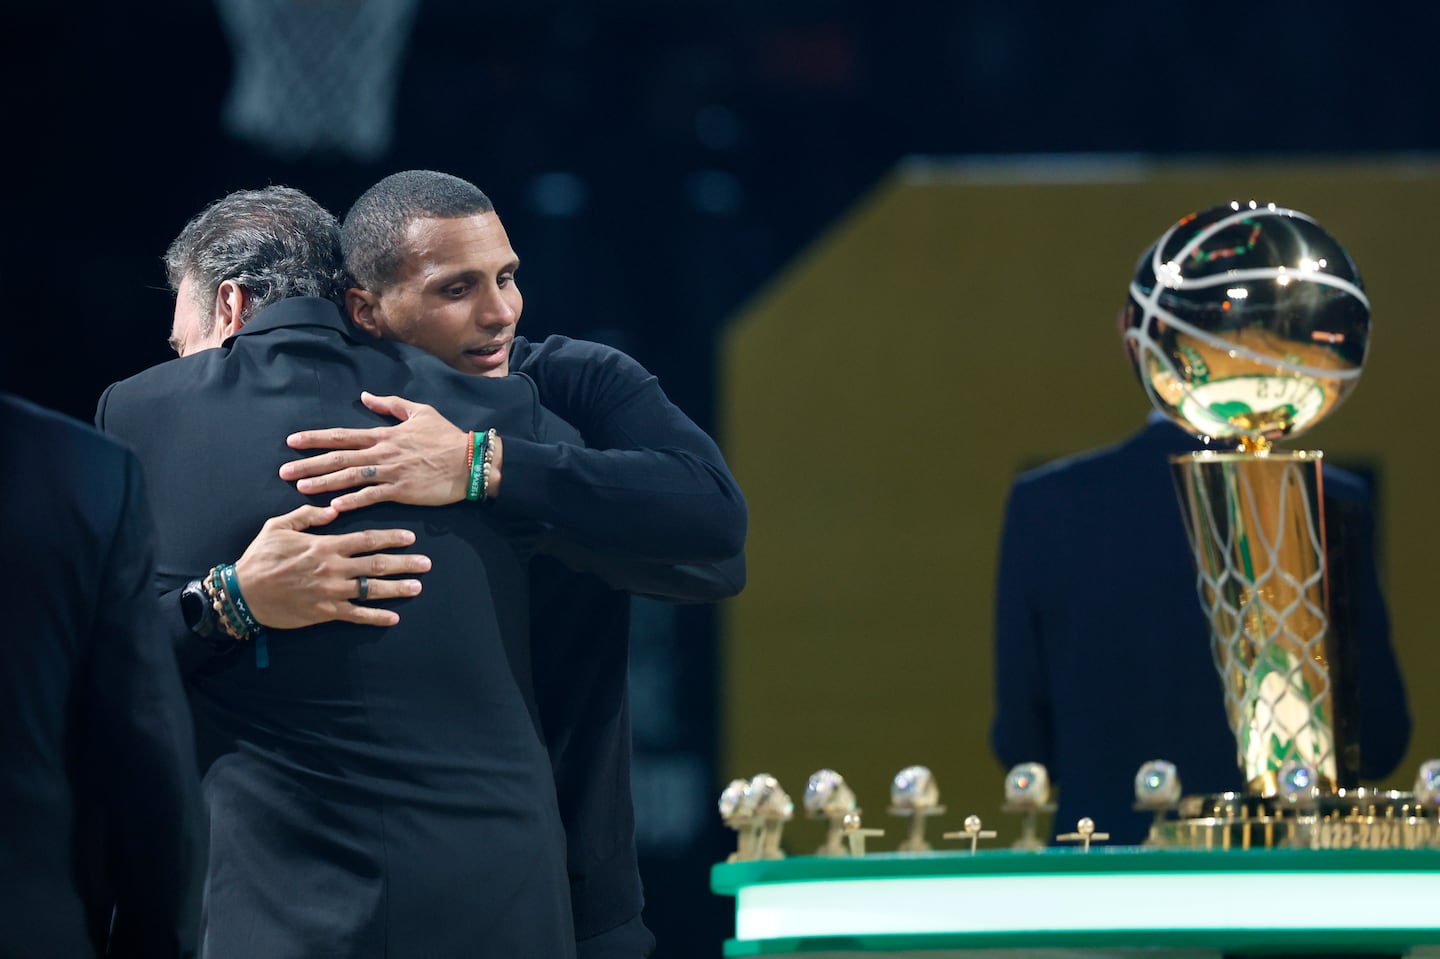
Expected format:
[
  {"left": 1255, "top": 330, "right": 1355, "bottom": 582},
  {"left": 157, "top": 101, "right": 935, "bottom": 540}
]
[
  {"left": 214, "top": 0, "right": 421, "bottom": 161},
  {"left": 1175, "top": 453, "right": 1338, "bottom": 792}
]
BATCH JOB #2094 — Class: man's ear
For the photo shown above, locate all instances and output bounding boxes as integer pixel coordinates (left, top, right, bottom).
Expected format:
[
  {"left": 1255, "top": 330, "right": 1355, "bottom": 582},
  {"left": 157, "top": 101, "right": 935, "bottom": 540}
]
[
  {"left": 214, "top": 279, "right": 250, "bottom": 340},
  {"left": 347, "top": 288, "right": 383, "bottom": 339}
]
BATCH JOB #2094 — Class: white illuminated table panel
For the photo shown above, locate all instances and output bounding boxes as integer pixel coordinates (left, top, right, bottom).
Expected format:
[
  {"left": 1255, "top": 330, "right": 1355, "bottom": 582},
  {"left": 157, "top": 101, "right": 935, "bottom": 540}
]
[{"left": 711, "top": 848, "right": 1440, "bottom": 957}]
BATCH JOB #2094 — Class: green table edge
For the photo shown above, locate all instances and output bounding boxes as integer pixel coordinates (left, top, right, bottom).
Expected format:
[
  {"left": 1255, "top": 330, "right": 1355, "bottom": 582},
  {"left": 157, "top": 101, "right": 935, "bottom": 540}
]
[
  {"left": 722, "top": 927, "right": 1440, "bottom": 957},
  {"left": 711, "top": 847, "right": 1440, "bottom": 895}
]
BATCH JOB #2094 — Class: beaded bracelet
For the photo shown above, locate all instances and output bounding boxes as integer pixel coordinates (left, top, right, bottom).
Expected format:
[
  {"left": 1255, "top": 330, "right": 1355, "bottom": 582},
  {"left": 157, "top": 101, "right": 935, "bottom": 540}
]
[
  {"left": 201, "top": 568, "right": 239, "bottom": 640},
  {"left": 472, "top": 426, "right": 501, "bottom": 501},
  {"left": 205, "top": 563, "right": 262, "bottom": 641},
  {"left": 207, "top": 566, "right": 247, "bottom": 641},
  {"left": 200, "top": 572, "right": 233, "bottom": 639},
  {"left": 480, "top": 428, "right": 497, "bottom": 500}
]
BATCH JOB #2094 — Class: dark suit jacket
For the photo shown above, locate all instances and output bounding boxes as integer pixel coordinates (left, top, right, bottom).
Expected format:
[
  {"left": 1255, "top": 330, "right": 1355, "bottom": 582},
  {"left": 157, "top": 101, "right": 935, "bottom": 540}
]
[
  {"left": 514, "top": 336, "right": 746, "bottom": 959},
  {"left": 96, "top": 298, "right": 587, "bottom": 959},
  {"left": 0, "top": 393, "right": 205, "bottom": 958},
  {"left": 991, "top": 415, "right": 1411, "bottom": 844}
]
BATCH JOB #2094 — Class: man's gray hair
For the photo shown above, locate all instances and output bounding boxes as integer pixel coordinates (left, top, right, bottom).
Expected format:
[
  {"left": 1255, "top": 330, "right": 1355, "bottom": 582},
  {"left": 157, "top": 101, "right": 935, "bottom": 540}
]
[
  {"left": 341, "top": 170, "right": 494, "bottom": 293},
  {"left": 164, "top": 186, "right": 347, "bottom": 334}
]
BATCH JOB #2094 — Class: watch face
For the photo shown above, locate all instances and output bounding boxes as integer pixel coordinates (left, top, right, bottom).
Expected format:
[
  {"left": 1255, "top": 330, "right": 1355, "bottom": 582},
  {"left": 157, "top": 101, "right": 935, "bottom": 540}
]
[
  {"left": 181, "top": 582, "right": 201, "bottom": 618},
  {"left": 182, "top": 581, "right": 214, "bottom": 637}
]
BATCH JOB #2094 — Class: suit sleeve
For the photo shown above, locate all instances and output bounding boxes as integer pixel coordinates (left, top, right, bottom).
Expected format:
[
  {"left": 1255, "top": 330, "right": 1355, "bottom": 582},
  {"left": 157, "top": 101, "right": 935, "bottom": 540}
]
[
  {"left": 97, "top": 382, "right": 237, "bottom": 675},
  {"left": 499, "top": 338, "right": 747, "bottom": 569},
  {"left": 990, "top": 477, "right": 1053, "bottom": 772},
  {"left": 86, "top": 452, "right": 206, "bottom": 957},
  {"left": 536, "top": 532, "right": 745, "bottom": 602}
]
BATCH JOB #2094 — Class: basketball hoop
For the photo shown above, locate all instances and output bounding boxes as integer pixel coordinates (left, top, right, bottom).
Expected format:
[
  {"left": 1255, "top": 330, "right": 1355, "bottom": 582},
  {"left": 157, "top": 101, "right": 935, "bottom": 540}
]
[{"left": 214, "top": 0, "right": 421, "bottom": 161}]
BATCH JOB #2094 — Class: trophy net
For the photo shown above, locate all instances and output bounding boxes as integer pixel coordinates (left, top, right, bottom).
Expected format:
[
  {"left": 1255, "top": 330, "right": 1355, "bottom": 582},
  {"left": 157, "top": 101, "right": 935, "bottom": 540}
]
[{"left": 1171, "top": 452, "right": 1336, "bottom": 794}]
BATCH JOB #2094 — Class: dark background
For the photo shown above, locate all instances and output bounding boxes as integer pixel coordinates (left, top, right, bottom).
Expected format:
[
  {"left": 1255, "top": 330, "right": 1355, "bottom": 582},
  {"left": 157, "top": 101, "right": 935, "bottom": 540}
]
[{"left": 3, "top": 2, "right": 1437, "bottom": 953}]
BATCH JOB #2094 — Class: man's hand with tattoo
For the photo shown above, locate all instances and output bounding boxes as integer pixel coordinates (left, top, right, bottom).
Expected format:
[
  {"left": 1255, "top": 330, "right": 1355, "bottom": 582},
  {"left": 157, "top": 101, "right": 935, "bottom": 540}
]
[{"left": 234, "top": 502, "right": 430, "bottom": 628}]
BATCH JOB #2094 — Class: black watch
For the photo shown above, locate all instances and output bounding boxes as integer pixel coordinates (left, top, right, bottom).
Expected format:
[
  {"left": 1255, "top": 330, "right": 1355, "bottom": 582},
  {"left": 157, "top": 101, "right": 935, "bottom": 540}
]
[{"left": 180, "top": 578, "right": 233, "bottom": 651}]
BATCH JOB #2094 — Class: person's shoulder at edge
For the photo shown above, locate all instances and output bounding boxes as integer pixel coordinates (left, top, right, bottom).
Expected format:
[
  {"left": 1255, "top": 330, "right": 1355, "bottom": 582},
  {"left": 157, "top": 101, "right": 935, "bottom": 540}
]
[
  {"left": 1010, "top": 415, "right": 1208, "bottom": 490},
  {"left": 510, "top": 335, "right": 654, "bottom": 394},
  {"left": 1008, "top": 431, "right": 1137, "bottom": 492},
  {"left": 512, "top": 334, "right": 625, "bottom": 369},
  {"left": 99, "top": 297, "right": 347, "bottom": 397},
  {"left": 5, "top": 391, "right": 117, "bottom": 449},
  {"left": 99, "top": 350, "right": 211, "bottom": 400},
  {"left": 1318, "top": 459, "right": 1374, "bottom": 504},
  {"left": 7, "top": 392, "right": 133, "bottom": 543},
  {"left": 1004, "top": 413, "right": 1377, "bottom": 516},
  {"left": 6, "top": 390, "right": 129, "bottom": 480},
  {"left": 507, "top": 334, "right": 685, "bottom": 448}
]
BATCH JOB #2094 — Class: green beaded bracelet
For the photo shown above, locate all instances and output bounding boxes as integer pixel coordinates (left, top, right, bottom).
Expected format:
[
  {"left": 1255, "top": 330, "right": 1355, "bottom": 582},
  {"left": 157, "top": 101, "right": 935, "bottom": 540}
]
[{"left": 466, "top": 429, "right": 487, "bottom": 501}]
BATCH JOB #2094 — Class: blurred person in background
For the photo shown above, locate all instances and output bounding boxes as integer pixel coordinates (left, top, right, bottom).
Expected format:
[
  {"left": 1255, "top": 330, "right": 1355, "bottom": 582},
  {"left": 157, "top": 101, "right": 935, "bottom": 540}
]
[{"left": 1, "top": 391, "right": 205, "bottom": 958}]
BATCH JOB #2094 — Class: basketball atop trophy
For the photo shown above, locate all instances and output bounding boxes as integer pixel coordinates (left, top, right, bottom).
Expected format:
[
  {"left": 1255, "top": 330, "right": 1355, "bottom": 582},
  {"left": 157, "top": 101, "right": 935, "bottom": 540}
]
[{"left": 1122, "top": 201, "right": 1371, "bottom": 450}]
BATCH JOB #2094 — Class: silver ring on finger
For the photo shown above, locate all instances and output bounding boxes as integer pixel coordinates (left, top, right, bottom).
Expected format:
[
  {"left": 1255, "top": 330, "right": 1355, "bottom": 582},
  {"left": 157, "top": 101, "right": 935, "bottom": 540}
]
[{"left": 356, "top": 576, "right": 369, "bottom": 601}]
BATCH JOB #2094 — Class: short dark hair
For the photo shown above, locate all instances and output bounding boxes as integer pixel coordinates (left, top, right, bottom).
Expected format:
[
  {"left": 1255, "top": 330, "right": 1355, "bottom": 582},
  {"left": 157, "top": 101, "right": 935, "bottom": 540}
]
[
  {"left": 341, "top": 170, "right": 495, "bottom": 293},
  {"left": 164, "top": 186, "right": 346, "bottom": 333}
]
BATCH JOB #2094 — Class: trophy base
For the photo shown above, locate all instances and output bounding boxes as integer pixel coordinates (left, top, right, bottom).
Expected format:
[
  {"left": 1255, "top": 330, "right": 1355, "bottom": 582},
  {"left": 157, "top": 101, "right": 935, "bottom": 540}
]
[{"left": 1148, "top": 789, "right": 1439, "bottom": 850}]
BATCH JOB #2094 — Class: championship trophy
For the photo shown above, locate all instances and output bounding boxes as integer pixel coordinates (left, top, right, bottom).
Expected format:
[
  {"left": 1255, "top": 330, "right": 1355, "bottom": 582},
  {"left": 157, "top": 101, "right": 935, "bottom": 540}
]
[{"left": 1124, "top": 202, "right": 1434, "bottom": 849}]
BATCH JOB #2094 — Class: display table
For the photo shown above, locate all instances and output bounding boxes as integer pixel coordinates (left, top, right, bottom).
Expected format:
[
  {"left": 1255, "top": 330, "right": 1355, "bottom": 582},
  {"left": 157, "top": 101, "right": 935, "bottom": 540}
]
[{"left": 711, "top": 848, "right": 1440, "bottom": 957}]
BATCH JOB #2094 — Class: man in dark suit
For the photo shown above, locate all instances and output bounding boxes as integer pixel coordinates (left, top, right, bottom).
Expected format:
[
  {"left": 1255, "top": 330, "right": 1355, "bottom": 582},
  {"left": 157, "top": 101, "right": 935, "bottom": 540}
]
[
  {"left": 100, "top": 185, "right": 743, "bottom": 957},
  {"left": 1, "top": 392, "right": 205, "bottom": 958},
  {"left": 991, "top": 412, "right": 1412, "bottom": 844},
  {"left": 97, "top": 185, "right": 717, "bottom": 959}
]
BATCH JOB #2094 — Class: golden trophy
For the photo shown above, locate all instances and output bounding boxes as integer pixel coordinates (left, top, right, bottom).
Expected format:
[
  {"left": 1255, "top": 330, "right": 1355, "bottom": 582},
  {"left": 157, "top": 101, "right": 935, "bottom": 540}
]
[
  {"left": 1124, "top": 202, "right": 1436, "bottom": 849},
  {"left": 1124, "top": 201, "right": 1369, "bottom": 799}
]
